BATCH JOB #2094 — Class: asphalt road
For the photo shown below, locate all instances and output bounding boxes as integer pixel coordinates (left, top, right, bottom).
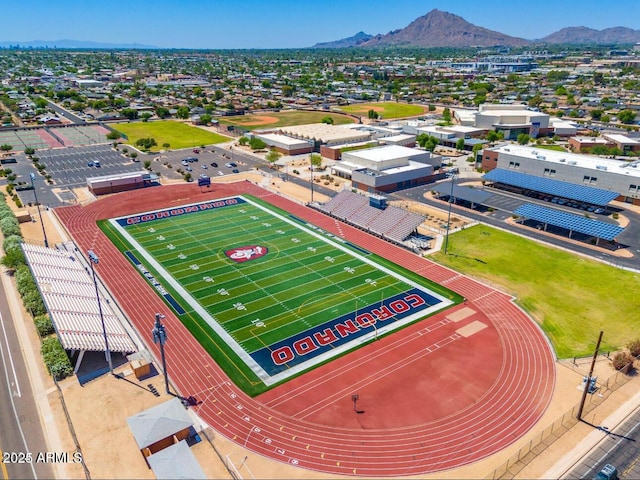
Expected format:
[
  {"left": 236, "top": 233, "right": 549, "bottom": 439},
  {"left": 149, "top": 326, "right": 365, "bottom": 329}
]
[
  {"left": 0, "top": 276, "right": 55, "bottom": 480},
  {"left": 566, "top": 404, "right": 640, "bottom": 479}
]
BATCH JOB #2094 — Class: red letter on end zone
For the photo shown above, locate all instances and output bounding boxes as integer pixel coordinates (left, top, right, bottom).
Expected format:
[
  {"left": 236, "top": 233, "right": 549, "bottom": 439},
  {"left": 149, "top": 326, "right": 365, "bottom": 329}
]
[{"left": 272, "top": 346, "right": 294, "bottom": 365}]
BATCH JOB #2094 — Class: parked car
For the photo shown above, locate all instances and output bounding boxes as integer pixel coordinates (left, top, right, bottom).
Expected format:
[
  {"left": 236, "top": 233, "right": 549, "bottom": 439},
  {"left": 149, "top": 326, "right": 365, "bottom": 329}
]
[
  {"left": 211, "top": 162, "right": 218, "bottom": 167},
  {"left": 192, "top": 148, "right": 200, "bottom": 154},
  {"left": 594, "top": 464, "right": 618, "bottom": 480},
  {"left": 202, "top": 164, "right": 208, "bottom": 169},
  {"left": 232, "top": 169, "right": 239, "bottom": 173},
  {"left": 87, "top": 161, "right": 94, "bottom": 167}
]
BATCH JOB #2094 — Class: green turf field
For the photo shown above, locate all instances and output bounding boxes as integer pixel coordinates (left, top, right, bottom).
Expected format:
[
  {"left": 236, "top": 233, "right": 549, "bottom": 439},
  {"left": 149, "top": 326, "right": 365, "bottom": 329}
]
[
  {"left": 217, "top": 110, "right": 356, "bottom": 129},
  {"left": 431, "top": 224, "right": 640, "bottom": 358},
  {"left": 101, "top": 195, "right": 458, "bottom": 395},
  {"left": 338, "top": 102, "right": 426, "bottom": 119},
  {"left": 114, "top": 120, "right": 230, "bottom": 151}
]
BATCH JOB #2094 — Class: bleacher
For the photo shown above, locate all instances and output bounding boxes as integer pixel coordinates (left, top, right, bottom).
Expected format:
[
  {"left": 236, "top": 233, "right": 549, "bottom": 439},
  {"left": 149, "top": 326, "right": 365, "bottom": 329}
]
[
  {"left": 21, "top": 243, "right": 137, "bottom": 353},
  {"left": 315, "top": 191, "right": 425, "bottom": 245}
]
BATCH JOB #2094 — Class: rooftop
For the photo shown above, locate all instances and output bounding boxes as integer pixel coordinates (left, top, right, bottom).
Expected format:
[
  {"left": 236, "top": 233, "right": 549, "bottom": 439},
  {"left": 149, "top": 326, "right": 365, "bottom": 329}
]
[
  {"left": 494, "top": 145, "right": 640, "bottom": 179},
  {"left": 345, "top": 145, "right": 426, "bottom": 163}
]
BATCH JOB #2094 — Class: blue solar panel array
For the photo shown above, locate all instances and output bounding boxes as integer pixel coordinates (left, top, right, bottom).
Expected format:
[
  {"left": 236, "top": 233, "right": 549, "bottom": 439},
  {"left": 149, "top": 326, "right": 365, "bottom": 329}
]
[
  {"left": 514, "top": 203, "right": 624, "bottom": 241},
  {"left": 483, "top": 169, "right": 618, "bottom": 206}
]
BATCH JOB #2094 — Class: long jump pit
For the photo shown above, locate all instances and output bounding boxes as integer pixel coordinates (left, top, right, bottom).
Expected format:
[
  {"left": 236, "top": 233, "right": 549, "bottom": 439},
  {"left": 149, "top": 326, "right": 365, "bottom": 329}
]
[{"left": 54, "top": 181, "right": 555, "bottom": 477}]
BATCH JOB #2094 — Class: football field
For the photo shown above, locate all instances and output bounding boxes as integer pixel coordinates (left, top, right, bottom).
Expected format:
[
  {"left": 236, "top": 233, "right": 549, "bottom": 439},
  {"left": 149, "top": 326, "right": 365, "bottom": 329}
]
[{"left": 101, "top": 195, "right": 457, "bottom": 395}]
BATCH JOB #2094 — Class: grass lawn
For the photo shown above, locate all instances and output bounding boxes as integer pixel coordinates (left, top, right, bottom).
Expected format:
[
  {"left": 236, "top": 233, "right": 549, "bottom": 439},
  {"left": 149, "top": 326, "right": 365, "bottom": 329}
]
[
  {"left": 431, "top": 224, "right": 640, "bottom": 358},
  {"left": 114, "top": 120, "right": 230, "bottom": 152},
  {"left": 535, "top": 144, "right": 568, "bottom": 152},
  {"left": 217, "top": 110, "right": 356, "bottom": 129},
  {"left": 338, "top": 102, "right": 426, "bottom": 119}
]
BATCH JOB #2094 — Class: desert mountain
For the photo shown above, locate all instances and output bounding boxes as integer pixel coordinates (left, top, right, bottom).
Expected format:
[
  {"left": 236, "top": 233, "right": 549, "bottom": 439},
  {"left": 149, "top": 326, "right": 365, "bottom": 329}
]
[
  {"left": 311, "top": 31, "right": 373, "bottom": 49},
  {"left": 540, "top": 26, "right": 640, "bottom": 44},
  {"left": 358, "top": 9, "right": 529, "bottom": 48}
]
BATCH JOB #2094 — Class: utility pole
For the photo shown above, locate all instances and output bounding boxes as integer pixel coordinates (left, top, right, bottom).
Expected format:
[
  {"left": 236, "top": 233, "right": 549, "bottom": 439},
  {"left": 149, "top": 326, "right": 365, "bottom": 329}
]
[{"left": 577, "top": 330, "right": 603, "bottom": 421}]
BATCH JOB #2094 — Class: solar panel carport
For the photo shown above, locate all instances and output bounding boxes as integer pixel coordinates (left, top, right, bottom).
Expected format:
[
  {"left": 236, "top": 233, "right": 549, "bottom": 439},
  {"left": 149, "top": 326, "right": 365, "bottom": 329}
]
[
  {"left": 483, "top": 169, "right": 619, "bottom": 206},
  {"left": 432, "top": 182, "right": 493, "bottom": 205},
  {"left": 514, "top": 203, "right": 624, "bottom": 243}
]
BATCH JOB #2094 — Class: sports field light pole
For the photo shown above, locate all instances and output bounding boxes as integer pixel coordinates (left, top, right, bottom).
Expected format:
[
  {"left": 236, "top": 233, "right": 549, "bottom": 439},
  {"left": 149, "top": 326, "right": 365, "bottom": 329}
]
[
  {"left": 87, "top": 250, "right": 113, "bottom": 374},
  {"left": 310, "top": 155, "right": 314, "bottom": 203},
  {"left": 577, "top": 330, "right": 603, "bottom": 421},
  {"left": 30, "top": 172, "right": 49, "bottom": 248},
  {"left": 152, "top": 313, "right": 170, "bottom": 395},
  {"left": 443, "top": 172, "right": 457, "bottom": 255}
]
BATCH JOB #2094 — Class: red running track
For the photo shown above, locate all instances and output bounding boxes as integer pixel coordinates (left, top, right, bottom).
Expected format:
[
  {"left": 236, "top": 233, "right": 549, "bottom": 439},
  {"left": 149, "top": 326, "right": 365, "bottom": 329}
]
[{"left": 54, "top": 181, "right": 555, "bottom": 477}]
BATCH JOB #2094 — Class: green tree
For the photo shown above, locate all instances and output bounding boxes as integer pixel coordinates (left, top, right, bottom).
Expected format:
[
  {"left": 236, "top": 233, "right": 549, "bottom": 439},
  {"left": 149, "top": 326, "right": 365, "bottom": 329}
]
[
  {"left": 601, "top": 114, "right": 611, "bottom": 123},
  {"left": 249, "top": 137, "right": 267, "bottom": 150},
  {"left": 428, "top": 104, "right": 436, "bottom": 112},
  {"left": 456, "top": 138, "right": 465, "bottom": 151},
  {"left": 417, "top": 133, "right": 439, "bottom": 151},
  {"left": 24, "top": 147, "right": 36, "bottom": 155},
  {"left": 121, "top": 108, "right": 138, "bottom": 120},
  {"left": 321, "top": 116, "right": 334, "bottom": 125},
  {"left": 310, "top": 153, "right": 322, "bottom": 168},
  {"left": 486, "top": 130, "right": 503, "bottom": 142},
  {"left": 140, "top": 112, "right": 152, "bottom": 122},
  {"left": 517, "top": 133, "right": 530, "bottom": 145},
  {"left": 106, "top": 131, "right": 120, "bottom": 140},
  {"left": 214, "top": 90, "right": 224, "bottom": 101},
  {"left": 238, "top": 136, "right": 249, "bottom": 146},
  {"left": 0, "top": 144, "right": 13, "bottom": 152},
  {"left": 176, "top": 106, "right": 190, "bottom": 119},
  {"left": 200, "top": 114, "right": 212, "bottom": 125},
  {"left": 618, "top": 110, "right": 636, "bottom": 124},
  {"left": 367, "top": 109, "right": 379, "bottom": 119},
  {"left": 155, "top": 106, "right": 170, "bottom": 118},
  {"left": 442, "top": 108, "right": 452, "bottom": 123},
  {"left": 265, "top": 149, "right": 282, "bottom": 163},
  {"left": 135, "top": 137, "right": 157, "bottom": 150},
  {"left": 590, "top": 109, "right": 604, "bottom": 121}
]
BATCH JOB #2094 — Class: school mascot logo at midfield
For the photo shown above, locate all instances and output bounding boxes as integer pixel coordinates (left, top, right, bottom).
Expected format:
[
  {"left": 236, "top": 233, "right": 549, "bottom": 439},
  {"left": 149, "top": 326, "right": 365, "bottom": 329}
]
[{"left": 225, "top": 245, "right": 268, "bottom": 263}]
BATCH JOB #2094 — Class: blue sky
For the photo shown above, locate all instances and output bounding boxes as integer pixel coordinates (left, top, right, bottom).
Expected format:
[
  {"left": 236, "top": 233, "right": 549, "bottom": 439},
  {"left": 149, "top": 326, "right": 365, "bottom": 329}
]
[{"left": 3, "top": 0, "right": 639, "bottom": 49}]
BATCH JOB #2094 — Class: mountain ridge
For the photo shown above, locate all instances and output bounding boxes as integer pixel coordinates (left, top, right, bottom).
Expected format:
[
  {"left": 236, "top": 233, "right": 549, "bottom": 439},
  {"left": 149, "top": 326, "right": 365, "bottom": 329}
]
[{"left": 311, "top": 9, "right": 640, "bottom": 48}]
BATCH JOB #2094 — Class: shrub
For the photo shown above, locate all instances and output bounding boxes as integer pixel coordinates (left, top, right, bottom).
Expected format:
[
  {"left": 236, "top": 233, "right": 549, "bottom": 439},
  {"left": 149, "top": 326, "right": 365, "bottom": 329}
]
[
  {"left": 612, "top": 213, "right": 619, "bottom": 220},
  {"left": 612, "top": 351, "right": 634, "bottom": 371},
  {"left": 0, "top": 216, "right": 21, "bottom": 237},
  {"left": 41, "top": 336, "right": 72, "bottom": 380},
  {"left": 15, "top": 265, "right": 47, "bottom": 316},
  {"left": 628, "top": 339, "right": 640, "bottom": 358},
  {"left": 35, "top": 314, "right": 55, "bottom": 337}
]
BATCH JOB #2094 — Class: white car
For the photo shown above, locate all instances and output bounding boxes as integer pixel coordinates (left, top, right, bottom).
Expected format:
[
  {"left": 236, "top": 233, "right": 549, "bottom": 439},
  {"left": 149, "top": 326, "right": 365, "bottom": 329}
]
[{"left": 218, "top": 171, "right": 224, "bottom": 176}]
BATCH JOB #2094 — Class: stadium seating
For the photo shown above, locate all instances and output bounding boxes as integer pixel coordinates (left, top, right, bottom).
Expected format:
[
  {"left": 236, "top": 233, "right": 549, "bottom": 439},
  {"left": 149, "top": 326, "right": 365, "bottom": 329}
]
[{"left": 316, "top": 191, "right": 424, "bottom": 244}]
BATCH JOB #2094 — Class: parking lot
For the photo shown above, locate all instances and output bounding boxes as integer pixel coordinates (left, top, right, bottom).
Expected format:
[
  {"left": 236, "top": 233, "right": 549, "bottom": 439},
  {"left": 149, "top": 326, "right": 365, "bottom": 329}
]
[{"left": 10, "top": 143, "right": 260, "bottom": 207}]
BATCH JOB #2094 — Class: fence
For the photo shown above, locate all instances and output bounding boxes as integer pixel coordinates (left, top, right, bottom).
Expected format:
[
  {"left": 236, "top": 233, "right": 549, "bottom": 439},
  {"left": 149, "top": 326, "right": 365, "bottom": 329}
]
[{"left": 485, "top": 364, "right": 634, "bottom": 480}]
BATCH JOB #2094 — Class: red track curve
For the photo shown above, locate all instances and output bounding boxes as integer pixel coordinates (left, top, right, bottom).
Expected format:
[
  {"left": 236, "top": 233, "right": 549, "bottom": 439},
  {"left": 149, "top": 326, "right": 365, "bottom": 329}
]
[{"left": 54, "top": 181, "right": 555, "bottom": 477}]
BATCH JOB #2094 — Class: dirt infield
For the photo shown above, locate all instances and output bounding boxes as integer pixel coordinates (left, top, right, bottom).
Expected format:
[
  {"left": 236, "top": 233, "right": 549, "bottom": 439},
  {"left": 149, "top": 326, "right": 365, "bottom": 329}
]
[
  {"left": 53, "top": 181, "right": 555, "bottom": 477},
  {"left": 226, "top": 115, "right": 280, "bottom": 126}
]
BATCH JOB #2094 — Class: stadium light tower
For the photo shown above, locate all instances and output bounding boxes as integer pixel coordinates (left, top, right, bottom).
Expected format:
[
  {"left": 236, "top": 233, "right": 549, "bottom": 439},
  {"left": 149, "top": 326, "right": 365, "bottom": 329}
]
[
  {"left": 443, "top": 172, "right": 457, "bottom": 255},
  {"left": 87, "top": 250, "right": 113, "bottom": 374},
  {"left": 152, "top": 313, "right": 170, "bottom": 394},
  {"left": 29, "top": 172, "right": 49, "bottom": 248}
]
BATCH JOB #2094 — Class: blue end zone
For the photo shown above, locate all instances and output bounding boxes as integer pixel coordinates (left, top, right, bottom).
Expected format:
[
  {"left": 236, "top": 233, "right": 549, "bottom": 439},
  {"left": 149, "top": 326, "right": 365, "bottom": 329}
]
[
  {"left": 116, "top": 197, "right": 246, "bottom": 227},
  {"left": 125, "top": 251, "right": 186, "bottom": 315},
  {"left": 251, "top": 288, "right": 442, "bottom": 376}
]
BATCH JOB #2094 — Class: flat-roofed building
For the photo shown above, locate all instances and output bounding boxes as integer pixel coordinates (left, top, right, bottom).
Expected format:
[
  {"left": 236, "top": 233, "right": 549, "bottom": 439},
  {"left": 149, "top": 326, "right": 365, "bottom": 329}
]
[
  {"left": 255, "top": 133, "right": 313, "bottom": 155},
  {"left": 87, "top": 171, "right": 159, "bottom": 195},
  {"left": 278, "top": 123, "right": 372, "bottom": 148},
  {"left": 333, "top": 145, "right": 440, "bottom": 193},
  {"left": 456, "top": 104, "right": 551, "bottom": 139}
]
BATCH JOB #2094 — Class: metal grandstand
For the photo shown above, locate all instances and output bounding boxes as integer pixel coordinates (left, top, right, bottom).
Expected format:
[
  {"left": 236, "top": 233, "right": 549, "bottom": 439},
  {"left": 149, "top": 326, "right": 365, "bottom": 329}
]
[
  {"left": 483, "top": 169, "right": 619, "bottom": 206},
  {"left": 514, "top": 203, "right": 624, "bottom": 242},
  {"left": 21, "top": 243, "right": 138, "bottom": 372},
  {"left": 315, "top": 190, "right": 425, "bottom": 244}
]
